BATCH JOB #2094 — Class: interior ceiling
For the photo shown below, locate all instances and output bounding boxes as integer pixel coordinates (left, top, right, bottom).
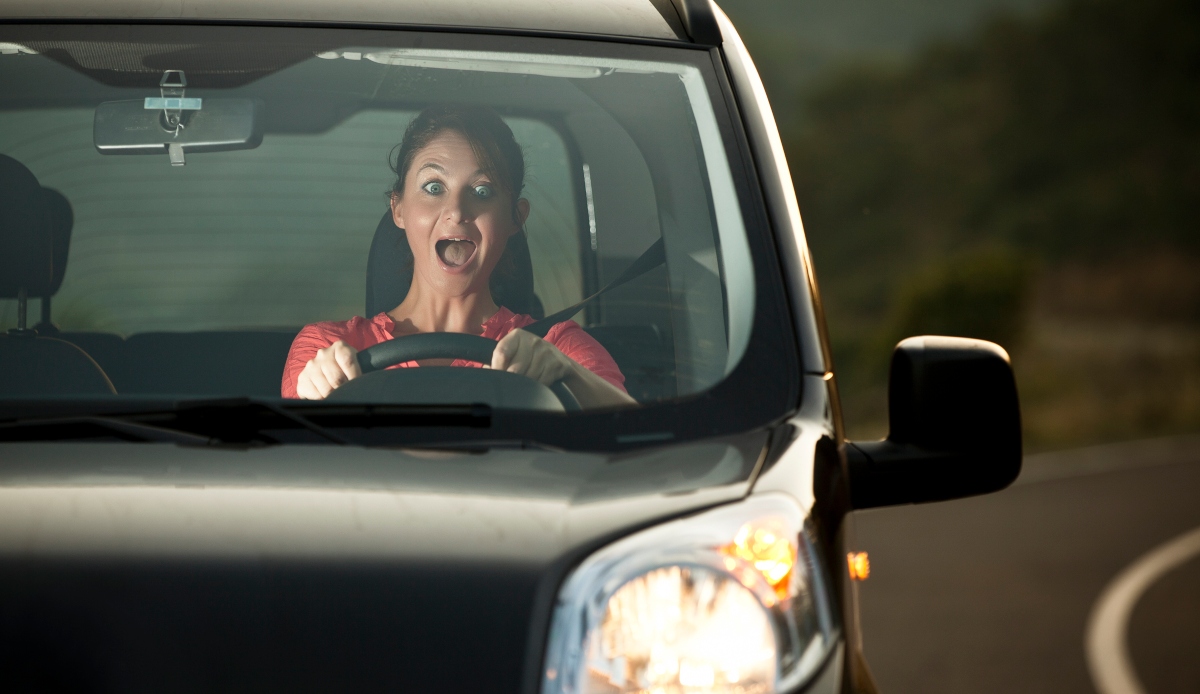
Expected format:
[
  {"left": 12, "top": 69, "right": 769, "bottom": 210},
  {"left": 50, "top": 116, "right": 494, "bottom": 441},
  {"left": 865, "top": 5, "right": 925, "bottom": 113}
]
[{"left": 21, "top": 40, "right": 333, "bottom": 88}]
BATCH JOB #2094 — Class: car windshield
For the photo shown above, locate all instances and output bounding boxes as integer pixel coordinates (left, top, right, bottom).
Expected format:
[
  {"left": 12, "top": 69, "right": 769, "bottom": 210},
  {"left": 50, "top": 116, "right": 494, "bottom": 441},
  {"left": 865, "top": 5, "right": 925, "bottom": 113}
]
[{"left": 0, "top": 25, "right": 797, "bottom": 447}]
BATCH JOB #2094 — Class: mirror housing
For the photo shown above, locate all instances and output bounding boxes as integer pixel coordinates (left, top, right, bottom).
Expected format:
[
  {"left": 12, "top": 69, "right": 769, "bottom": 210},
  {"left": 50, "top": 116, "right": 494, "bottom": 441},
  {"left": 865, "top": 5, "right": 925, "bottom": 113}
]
[
  {"left": 847, "top": 335, "right": 1022, "bottom": 509},
  {"left": 94, "top": 98, "right": 261, "bottom": 164}
]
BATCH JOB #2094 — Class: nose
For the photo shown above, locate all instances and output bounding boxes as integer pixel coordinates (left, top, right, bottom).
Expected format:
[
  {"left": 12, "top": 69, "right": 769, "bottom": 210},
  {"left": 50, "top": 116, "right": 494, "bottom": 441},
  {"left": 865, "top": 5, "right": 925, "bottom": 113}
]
[{"left": 443, "top": 188, "right": 476, "bottom": 225}]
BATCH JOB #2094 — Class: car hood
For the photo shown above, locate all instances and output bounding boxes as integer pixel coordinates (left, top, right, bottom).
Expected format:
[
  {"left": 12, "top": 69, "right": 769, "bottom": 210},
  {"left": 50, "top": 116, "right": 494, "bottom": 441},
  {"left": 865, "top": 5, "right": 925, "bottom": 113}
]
[
  {"left": 0, "top": 434, "right": 766, "bottom": 561},
  {"left": 0, "top": 434, "right": 770, "bottom": 693}
]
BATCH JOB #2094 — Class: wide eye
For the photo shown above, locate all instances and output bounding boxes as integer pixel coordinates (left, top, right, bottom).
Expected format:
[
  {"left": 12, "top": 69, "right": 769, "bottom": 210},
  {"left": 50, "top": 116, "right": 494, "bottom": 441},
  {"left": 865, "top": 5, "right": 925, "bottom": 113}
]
[
  {"left": 422, "top": 181, "right": 445, "bottom": 195},
  {"left": 473, "top": 184, "right": 493, "bottom": 199}
]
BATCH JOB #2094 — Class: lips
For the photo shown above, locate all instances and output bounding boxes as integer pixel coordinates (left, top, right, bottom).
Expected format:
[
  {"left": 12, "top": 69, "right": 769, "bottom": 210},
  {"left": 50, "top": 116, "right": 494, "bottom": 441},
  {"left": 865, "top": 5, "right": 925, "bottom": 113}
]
[{"left": 436, "top": 238, "right": 477, "bottom": 268}]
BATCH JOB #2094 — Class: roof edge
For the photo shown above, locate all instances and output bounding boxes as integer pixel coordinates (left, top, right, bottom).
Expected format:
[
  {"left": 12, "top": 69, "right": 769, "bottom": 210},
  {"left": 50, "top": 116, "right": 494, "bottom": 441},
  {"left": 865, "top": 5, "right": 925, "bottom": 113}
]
[{"left": 670, "top": 0, "right": 722, "bottom": 46}]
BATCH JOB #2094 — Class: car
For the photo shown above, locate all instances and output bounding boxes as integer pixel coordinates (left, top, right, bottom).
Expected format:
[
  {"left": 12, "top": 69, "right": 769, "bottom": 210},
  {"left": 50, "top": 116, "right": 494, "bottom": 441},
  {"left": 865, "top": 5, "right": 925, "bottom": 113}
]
[{"left": 0, "top": 1, "right": 1022, "bottom": 692}]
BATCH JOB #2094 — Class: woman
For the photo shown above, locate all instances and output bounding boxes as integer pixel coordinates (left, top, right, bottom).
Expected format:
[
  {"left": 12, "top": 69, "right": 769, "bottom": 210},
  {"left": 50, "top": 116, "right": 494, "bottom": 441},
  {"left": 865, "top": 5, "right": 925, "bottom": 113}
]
[{"left": 281, "top": 105, "right": 635, "bottom": 408}]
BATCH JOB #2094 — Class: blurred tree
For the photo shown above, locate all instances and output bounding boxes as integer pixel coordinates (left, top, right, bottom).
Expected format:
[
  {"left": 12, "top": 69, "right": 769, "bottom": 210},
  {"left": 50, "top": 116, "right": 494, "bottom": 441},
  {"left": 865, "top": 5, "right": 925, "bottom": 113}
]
[
  {"left": 782, "top": 0, "right": 1200, "bottom": 444},
  {"left": 883, "top": 247, "right": 1033, "bottom": 350},
  {"left": 792, "top": 0, "right": 1200, "bottom": 294}
]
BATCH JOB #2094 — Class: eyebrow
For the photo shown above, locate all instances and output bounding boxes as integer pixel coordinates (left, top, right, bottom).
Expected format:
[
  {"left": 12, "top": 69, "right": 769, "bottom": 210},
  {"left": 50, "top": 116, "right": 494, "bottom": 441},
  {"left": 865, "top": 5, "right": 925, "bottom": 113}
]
[{"left": 416, "top": 162, "right": 489, "bottom": 178}]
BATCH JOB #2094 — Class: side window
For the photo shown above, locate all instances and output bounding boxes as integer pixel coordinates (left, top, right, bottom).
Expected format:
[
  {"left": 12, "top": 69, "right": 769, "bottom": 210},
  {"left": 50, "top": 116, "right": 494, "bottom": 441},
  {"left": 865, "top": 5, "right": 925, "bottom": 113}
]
[
  {"left": 567, "top": 112, "right": 677, "bottom": 401},
  {"left": 507, "top": 119, "right": 584, "bottom": 316}
]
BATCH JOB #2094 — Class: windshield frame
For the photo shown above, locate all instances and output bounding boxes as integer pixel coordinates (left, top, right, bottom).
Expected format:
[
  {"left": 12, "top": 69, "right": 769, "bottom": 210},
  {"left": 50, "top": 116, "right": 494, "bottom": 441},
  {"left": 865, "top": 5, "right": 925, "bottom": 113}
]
[{"left": 0, "top": 23, "right": 803, "bottom": 451}]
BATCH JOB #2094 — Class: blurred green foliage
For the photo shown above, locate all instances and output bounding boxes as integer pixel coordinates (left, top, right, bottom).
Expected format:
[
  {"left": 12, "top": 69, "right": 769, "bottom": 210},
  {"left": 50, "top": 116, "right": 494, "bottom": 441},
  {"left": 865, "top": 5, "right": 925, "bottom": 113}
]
[
  {"left": 883, "top": 248, "right": 1033, "bottom": 351},
  {"left": 792, "top": 0, "right": 1200, "bottom": 270},
  {"left": 772, "top": 0, "right": 1200, "bottom": 445}
]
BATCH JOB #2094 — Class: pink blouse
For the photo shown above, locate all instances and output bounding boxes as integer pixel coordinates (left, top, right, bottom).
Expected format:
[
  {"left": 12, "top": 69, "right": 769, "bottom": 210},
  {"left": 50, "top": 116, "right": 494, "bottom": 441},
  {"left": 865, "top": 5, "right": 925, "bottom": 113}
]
[{"left": 281, "top": 307, "right": 625, "bottom": 398}]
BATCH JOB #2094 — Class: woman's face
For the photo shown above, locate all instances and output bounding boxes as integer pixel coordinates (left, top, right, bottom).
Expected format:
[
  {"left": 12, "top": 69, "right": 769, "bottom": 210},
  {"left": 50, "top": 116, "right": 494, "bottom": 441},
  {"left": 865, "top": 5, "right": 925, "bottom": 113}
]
[{"left": 392, "top": 130, "right": 529, "bottom": 300}]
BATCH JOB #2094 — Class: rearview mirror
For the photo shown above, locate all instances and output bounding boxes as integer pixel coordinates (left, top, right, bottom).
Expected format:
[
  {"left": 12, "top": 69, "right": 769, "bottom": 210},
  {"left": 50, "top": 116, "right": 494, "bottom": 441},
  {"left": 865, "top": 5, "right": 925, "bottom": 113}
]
[
  {"left": 846, "top": 335, "right": 1022, "bottom": 509},
  {"left": 94, "top": 98, "right": 260, "bottom": 165}
]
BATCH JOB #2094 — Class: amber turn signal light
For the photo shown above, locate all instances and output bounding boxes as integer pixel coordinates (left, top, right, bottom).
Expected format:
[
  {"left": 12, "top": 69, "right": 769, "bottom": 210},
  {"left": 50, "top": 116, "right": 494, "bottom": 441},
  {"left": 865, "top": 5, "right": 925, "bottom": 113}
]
[
  {"left": 847, "top": 551, "right": 870, "bottom": 581},
  {"left": 721, "top": 519, "right": 798, "bottom": 603}
]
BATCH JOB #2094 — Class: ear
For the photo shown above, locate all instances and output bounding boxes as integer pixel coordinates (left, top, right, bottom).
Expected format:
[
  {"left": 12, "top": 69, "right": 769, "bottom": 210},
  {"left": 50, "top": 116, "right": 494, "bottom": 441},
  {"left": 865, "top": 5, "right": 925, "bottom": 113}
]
[
  {"left": 390, "top": 193, "right": 406, "bottom": 229},
  {"left": 513, "top": 197, "right": 530, "bottom": 231}
]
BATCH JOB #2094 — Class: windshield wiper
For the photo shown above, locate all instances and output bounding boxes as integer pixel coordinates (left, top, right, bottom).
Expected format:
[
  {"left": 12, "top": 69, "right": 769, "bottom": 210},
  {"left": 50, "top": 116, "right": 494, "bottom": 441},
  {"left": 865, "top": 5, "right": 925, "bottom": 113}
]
[
  {"left": 246, "top": 399, "right": 351, "bottom": 445},
  {"left": 396, "top": 438, "right": 566, "bottom": 453},
  {"left": 0, "top": 416, "right": 214, "bottom": 445},
  {"left": 0, "top": 399, "right": 492, "bottom": 446}
]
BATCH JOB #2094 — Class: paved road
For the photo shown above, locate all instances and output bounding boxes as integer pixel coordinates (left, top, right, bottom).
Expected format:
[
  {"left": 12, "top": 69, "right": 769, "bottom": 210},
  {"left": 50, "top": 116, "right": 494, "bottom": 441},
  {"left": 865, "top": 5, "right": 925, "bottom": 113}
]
[{"left": 851, "top": 435, "right": 1200, "bottom": 694}]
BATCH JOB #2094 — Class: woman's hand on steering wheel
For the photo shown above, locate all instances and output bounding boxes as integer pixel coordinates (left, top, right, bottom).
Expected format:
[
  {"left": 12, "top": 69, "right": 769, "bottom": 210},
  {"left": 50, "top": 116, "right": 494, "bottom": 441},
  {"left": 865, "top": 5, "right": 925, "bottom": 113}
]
[
  {"left": 492, "top": 330, "right": 635, "bottom": 408},
  {"left": 490, "top": 329, "right": 573, "bottom": 386},
  {"left": 297, "top": 340, "right": 362, "bottom": 399}
]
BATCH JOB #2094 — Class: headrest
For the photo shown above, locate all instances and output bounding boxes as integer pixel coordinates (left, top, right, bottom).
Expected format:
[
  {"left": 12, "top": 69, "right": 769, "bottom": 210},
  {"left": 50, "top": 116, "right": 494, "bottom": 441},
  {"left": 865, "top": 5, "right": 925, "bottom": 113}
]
[
  {"left": 0, "top": 155, "right": 72, "bottom": 299},
  {"left": 365, "top": 210, "right": 543, "bottom": 319},
  {"left": 43, "top": 188, "right": 74, "bottom": 297}
]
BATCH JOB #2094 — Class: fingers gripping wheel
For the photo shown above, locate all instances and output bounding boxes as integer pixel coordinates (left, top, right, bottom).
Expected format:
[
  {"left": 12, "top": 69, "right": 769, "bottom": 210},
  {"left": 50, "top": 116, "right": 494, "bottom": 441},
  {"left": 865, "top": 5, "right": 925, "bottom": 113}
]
[{"left": 353, "top": 332, "right": 581, "bottom": 412}]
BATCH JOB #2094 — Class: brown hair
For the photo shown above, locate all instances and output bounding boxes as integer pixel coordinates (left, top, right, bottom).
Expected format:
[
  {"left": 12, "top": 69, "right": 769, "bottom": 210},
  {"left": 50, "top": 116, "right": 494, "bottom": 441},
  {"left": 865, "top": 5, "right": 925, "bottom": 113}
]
[{"left": 389, "top": 104, "right": 525, "bottom": 223}]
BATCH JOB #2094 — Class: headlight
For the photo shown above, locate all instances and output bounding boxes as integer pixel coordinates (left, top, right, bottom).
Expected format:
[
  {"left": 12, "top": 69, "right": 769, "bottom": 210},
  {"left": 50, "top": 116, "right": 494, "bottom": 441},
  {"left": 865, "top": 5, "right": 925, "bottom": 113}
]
[{"left": 543, "top": 494, "right": 839, "bottom": 694}]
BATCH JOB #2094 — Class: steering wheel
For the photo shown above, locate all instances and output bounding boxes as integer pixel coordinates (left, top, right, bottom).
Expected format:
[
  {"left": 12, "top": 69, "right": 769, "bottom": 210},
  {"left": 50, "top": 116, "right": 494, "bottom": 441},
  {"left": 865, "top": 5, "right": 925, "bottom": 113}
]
[{"left": 342, "top": 332, "right": 581, "bottom": 411}]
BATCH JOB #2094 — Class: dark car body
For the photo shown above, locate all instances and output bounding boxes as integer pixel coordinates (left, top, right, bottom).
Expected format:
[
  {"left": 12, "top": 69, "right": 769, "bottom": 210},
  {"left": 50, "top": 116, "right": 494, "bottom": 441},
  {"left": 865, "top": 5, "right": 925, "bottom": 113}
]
[{"left": 0, "top": 2, "right": 1022, "bottom": 692}]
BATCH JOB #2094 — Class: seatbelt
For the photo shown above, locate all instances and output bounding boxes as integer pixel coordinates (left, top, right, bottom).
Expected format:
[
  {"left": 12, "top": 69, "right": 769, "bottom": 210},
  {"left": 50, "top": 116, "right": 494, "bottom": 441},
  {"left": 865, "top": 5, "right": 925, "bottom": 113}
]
[{"left": 521, "top": 237, "right": 666, "bottom": 338}]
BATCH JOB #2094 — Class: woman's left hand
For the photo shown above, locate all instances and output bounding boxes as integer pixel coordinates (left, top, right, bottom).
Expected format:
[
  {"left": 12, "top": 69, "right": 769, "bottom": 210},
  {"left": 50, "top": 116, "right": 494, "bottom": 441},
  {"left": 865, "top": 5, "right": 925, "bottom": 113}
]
[{"left": 490, "top": 329, "right": 574, "bottom": 386}]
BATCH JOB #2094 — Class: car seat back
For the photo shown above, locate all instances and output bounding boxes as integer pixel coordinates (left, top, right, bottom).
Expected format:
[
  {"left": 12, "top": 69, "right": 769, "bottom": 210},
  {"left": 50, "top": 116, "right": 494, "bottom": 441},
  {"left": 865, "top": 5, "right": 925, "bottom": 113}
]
[
  {"left": 0, "top": 336, "right": 115, "bottom": 396},
  {"left": 0, "top": 154, "right": 113, "bottom": 395}
]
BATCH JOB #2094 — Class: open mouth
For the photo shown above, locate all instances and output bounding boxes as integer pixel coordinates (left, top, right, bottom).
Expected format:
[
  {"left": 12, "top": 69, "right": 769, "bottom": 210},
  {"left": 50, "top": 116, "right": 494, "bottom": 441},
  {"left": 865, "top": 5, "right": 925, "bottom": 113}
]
[{"left": 435, "top": 238, "right": 477, "bottom": 268}]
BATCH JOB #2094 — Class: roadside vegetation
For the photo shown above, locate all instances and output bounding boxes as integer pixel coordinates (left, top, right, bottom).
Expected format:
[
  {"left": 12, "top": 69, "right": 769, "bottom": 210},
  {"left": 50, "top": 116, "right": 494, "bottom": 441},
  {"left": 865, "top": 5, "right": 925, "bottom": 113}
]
[{"left": 780, "top": 0, "right": 1200, "bottom": 449}]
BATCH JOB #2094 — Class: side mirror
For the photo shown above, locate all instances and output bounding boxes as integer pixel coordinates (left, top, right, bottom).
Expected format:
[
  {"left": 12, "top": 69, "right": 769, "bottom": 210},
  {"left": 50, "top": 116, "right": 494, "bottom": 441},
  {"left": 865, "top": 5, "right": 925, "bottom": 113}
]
[{"left": 847, "top": 335, "right": 1022, "bottom": 509}]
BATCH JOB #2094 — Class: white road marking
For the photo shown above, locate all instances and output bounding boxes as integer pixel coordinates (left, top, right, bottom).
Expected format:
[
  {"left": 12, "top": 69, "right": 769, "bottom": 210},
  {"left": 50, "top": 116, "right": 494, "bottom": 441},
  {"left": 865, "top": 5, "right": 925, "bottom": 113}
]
[{"left": 1085, "top": 525, "right": 1200, "bottom": 694}]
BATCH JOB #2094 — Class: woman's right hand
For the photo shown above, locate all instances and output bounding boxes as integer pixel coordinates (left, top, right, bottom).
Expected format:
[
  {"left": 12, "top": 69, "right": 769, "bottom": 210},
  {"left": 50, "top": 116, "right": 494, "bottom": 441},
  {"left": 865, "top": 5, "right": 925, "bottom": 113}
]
[{"left": 296, "top": 340, "right": 362, "bottom": 399}]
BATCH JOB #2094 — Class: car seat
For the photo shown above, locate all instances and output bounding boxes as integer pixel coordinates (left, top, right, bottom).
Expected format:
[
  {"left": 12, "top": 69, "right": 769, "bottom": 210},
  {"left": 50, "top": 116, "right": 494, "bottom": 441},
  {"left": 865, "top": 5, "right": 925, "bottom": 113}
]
[{"left": 0, "top": 154, "right": 114, "bottom": 396}]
